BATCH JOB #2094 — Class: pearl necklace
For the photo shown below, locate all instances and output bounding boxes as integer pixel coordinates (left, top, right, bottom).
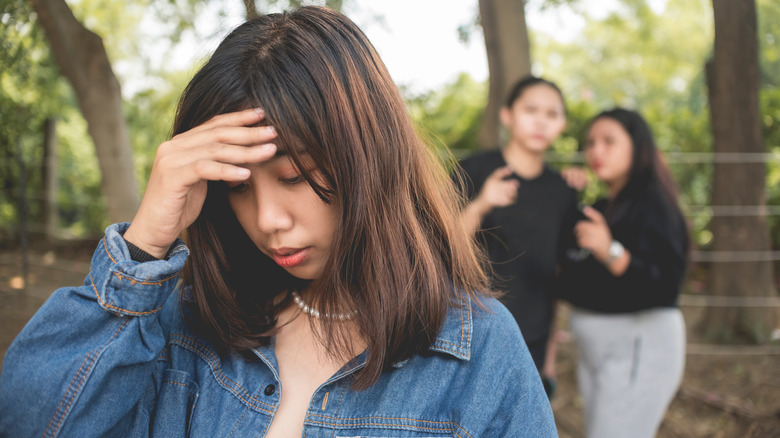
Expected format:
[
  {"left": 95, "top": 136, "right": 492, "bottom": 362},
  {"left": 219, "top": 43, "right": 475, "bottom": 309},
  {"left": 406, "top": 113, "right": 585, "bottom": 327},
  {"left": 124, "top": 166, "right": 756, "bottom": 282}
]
[{"left": 291, "top": 291, "right": 357, "bottom": 320}]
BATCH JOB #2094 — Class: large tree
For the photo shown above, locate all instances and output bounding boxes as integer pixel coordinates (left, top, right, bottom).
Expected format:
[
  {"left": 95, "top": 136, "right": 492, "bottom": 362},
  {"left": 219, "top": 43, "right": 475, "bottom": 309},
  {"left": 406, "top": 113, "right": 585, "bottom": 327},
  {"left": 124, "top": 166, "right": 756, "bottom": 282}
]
[
  {"left": 700, "top": 0, "right": 778, "bottom": 343},
  {"left": 244, "top": 0, "right": 344, "bottom": 19},
  {"left": 477, "top": 0, "right": 531, "bottom": 149},
  {"left": 28, "top": 0, "right": 139, "bottom": 223}
]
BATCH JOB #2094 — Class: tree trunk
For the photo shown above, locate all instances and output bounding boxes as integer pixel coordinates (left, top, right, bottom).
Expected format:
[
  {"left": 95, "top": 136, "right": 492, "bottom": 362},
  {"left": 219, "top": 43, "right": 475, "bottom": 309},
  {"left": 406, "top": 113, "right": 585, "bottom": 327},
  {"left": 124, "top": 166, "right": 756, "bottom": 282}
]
[
  {"left": 243, "top": 0, "right": 259, "bottom": 19},
  {"left": 41, "top": 118, "right": 58, "bottom": 240},
  {"left": 699, "top": 0, "right": 778, "bottom": 343},
  {"left": 478, "top": 0, "right": 531, "bottom": 150},
  {"left": 17, "top": 138, "right": 29, "bottom": 291},
  {"left": 29, "top": 0, "right": 139, "bottom": 223}
]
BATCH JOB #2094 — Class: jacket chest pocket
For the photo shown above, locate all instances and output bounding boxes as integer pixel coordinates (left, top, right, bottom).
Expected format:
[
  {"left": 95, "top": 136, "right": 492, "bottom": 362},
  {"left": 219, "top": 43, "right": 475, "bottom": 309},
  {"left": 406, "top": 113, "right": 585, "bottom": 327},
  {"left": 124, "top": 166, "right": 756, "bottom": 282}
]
[{"left": 151, "top": 369, "right": 199, "bottom": 437}]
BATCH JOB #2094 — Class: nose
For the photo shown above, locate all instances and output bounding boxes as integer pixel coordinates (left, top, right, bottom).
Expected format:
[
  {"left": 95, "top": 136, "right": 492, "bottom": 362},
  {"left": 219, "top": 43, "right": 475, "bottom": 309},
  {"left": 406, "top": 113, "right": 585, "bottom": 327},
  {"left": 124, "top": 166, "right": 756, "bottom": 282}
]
[
  {"left": 254, "top": 186, "right": 293, "bottom": 234},
  {"left": 585, "top": 142, "right": 601, "bottom": 161}
]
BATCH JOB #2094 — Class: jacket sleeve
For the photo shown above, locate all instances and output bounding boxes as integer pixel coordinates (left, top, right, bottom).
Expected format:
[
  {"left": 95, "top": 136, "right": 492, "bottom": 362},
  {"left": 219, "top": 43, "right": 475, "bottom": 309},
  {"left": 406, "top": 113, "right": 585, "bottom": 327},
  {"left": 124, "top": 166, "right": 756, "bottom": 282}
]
[
  {"left": 620, "top": 204, "right": 688, "bottom": 309},
  {"left": 0, "top": 223, "right": 189, "bottom": 438}
]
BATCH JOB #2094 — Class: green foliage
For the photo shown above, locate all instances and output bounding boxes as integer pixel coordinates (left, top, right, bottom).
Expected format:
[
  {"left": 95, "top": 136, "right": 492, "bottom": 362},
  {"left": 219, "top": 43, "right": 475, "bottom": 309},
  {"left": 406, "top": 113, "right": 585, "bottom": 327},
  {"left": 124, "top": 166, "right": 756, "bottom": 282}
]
[
  {"left": 758, "top": 0, "right": 780, "bottom": 87},
  {"left": 124, "top": 69, "right": 189, "bottom": 195},
  {"left": 762, "top": 87, "right": 780, "bottom": 247},
  {"left": 0, "top": 0, "right": 72, "bottom": 236},
  {"left": 5, "top": 0, "right": 778, "bottom": 247},
  {"left": 411, "top": 0, "right": 778, "bottom": 251},
  {"left": 758, "top": 0, "right": 780, "bottom": 248},
  {"left": 0, "top": 0, "right": 355, "bottom": 242},
  {"left": 531, "top": 0, "right": 717, "bottom": 245},
  {"left": 55, "top": 110, "right": 107, "bottom": 235},
  {"left": 405, "top": 73, "right": 487, "bottom": 159},
  {"left": 533, "top": 0, "right": 713, "bottom": 110}
]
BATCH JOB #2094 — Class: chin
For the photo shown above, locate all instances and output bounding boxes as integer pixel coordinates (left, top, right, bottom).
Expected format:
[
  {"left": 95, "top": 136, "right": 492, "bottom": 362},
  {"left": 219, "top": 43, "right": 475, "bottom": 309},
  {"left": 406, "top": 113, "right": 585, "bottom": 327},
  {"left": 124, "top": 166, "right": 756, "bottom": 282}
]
[
  {"left": 531, "top": 139, "right": 553, "bottom": 151},
  {"left": 286, "top": 268, "right": 319, "bottom": 281},
  {"left": 594, "top": 170, "right": 610, "bottom": 181},
  {"left": 525, "top": 144, "right": 549, "bottom": 155}
]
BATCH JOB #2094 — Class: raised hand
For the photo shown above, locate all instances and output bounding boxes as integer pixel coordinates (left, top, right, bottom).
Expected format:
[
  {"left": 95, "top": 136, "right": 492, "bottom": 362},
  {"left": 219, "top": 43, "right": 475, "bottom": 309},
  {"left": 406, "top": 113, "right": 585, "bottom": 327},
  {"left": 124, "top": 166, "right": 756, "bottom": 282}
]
[
  {"left": 560, "top": 166, "right": 588, "bottom": 191},
  {"left": 477, "top": 166, "right": 520, "bottom": 209},
  {"left": 460, "top": 166, "right": 520, "bottom": 234},
  {"left": 573, "top": 206, "right": 613, "bottom": 263},
  {"left": 123, "top": 108, "right": 278, "bottom": 258}
]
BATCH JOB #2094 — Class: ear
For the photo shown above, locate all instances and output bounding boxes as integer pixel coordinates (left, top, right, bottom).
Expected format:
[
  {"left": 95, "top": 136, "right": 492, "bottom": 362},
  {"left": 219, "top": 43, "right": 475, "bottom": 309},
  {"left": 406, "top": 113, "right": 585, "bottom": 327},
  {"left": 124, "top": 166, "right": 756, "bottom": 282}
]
[{"left": 499, "top": 106, "right": 511, "bottom": 128}]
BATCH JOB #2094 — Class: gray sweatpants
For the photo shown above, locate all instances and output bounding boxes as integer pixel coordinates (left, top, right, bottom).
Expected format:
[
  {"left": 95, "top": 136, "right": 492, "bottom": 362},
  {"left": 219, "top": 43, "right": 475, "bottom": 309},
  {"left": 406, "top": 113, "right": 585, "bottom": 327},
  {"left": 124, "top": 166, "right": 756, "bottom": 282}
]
[{"left": 570, "top": 307, "right": 685, "bottom": 438}]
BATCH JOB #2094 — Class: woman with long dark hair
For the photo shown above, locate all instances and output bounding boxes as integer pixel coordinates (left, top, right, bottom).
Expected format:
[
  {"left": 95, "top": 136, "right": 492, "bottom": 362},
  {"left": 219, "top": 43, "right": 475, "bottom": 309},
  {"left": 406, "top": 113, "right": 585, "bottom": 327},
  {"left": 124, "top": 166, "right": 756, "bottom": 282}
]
[
  {"left": 0, "top": 7, "right": 556, "bottom": 437},
  {"left": 456, "top": 76, "right": 577, "bottom": 398},
  {"left": 558, "top": 108, "right": 688, "bottom": 438}
]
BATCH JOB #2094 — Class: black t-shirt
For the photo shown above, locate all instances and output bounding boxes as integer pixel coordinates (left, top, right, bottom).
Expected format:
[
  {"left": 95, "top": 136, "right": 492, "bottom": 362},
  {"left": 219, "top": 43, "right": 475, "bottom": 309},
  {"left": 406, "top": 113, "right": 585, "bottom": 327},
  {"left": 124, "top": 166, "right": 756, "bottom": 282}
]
[
  {"left": 557, "top": 184, "right": 688, "bottom": 313},
  {"left": 455, "top": 150, "right": 578, "bottom": 344}
]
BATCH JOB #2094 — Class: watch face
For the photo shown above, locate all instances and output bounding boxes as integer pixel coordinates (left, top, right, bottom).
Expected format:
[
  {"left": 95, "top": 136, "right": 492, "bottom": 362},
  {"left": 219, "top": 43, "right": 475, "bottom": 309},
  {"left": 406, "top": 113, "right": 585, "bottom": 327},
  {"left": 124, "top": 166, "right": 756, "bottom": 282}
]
[{"left": 609, "top": 241, "right": 624, "bottom": 258}]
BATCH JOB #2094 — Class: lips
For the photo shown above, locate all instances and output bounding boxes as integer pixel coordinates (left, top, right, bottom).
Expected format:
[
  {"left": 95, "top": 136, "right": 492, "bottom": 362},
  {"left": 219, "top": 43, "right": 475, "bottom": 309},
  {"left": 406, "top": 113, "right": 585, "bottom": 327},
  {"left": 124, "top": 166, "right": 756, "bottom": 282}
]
[{"left": 270, "top": 247, "right": 310, "bottom": 268}]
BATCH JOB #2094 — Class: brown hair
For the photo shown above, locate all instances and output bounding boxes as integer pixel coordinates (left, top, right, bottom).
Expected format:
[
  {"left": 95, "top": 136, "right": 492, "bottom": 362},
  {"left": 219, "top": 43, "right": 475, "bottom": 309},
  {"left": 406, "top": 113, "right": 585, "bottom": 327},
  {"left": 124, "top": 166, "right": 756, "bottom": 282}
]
[{"left": 174, "top": 6, "right": 493, "bottom": 389}]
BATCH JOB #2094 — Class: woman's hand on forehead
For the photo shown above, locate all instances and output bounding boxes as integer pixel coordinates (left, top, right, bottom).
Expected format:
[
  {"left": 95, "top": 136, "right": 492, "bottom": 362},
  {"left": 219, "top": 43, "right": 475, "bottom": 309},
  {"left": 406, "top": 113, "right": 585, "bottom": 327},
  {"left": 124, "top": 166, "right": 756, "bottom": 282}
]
[{"left": 123, "top": 108, "right": 278, "bottom": 259}]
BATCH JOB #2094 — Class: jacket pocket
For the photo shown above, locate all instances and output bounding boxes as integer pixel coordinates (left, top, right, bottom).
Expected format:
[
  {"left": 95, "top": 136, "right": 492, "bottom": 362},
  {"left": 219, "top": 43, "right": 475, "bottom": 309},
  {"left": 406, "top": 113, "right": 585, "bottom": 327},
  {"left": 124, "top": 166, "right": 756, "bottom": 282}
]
[{"left": 151, "top": 369, "right": 199, "bottom": 437}]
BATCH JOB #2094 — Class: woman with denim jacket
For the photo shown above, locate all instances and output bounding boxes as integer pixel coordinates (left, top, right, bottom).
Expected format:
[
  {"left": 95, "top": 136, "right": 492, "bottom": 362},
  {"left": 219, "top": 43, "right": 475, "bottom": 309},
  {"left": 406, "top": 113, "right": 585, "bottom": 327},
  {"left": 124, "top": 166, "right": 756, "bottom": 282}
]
[{"left": 0, "top": 7, "right": 556, "bottom": 437}]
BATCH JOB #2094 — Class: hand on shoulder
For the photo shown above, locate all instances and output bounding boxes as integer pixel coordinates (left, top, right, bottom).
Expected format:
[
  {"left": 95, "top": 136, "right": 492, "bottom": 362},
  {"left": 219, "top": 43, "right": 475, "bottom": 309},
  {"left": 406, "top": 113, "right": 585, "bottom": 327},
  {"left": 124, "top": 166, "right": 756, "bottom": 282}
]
[{"left": 561, "top": 166, "right": 588, "bottom": 191}]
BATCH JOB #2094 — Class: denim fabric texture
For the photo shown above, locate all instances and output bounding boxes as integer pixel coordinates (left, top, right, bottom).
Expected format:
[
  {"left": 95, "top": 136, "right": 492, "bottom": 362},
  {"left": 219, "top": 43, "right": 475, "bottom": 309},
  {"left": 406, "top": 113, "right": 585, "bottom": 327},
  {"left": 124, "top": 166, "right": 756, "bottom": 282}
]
[{"left": 0, "top": 223, "right": 557, "bottom": 437}]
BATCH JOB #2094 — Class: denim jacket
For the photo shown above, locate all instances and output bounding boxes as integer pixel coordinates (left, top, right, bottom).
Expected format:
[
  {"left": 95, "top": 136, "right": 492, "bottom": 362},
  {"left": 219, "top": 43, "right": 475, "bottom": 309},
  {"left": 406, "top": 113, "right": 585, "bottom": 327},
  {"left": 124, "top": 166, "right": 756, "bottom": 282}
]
[{"left": 0, "top": 223, "right": 557, "bottom": 437}]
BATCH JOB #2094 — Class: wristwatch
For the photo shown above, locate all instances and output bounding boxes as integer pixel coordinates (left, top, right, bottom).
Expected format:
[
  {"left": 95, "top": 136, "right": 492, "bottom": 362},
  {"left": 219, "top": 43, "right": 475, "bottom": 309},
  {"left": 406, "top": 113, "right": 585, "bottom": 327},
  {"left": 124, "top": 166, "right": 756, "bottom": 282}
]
[{"left": 606, "top": 240, "right": 625, "bottom": 265}]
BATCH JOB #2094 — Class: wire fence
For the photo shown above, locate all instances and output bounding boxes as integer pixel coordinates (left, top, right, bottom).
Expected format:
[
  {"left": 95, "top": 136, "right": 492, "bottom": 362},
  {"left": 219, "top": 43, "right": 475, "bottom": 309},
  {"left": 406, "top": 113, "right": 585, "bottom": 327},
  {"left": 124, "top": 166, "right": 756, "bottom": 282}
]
[
  {"left": 2, "top": 150, "right": 779, "bottom": 357},
  {"left": 546, "top": 150, "right": 780, "bottom": 164}
]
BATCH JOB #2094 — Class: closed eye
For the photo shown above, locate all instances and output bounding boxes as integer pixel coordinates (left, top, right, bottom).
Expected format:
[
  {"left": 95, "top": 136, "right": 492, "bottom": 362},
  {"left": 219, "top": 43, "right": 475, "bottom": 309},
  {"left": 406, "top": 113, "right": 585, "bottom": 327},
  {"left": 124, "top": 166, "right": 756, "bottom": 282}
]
[{"left": 280, "top": 175, "right": 304, "bottom": 185}]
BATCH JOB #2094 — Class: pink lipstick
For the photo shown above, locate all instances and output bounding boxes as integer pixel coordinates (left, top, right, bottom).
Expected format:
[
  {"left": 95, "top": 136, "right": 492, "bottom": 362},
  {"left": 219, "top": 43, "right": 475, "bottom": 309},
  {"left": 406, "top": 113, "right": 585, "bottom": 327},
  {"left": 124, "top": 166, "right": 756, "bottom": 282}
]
[{"left": 271, "top": 248, "right": 309, "bottom": 268}]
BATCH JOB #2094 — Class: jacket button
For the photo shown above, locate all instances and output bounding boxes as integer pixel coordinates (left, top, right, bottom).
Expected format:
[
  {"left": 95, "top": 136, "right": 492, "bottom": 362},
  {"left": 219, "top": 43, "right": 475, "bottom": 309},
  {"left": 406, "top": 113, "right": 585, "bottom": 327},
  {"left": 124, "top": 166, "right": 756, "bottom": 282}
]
[{"left": 264, "top": 384, "right": 276, "bottom": 396}]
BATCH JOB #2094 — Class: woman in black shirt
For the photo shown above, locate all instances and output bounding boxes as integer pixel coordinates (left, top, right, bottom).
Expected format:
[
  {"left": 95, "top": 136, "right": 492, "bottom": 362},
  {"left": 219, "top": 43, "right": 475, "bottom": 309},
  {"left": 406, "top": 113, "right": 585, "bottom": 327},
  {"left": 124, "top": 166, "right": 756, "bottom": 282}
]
[
  {"left": 456, "top": 76, "right": 577, "bottom": 398},
  {"left": 559, "top": 108, "right": 688, "bottom": 438}
]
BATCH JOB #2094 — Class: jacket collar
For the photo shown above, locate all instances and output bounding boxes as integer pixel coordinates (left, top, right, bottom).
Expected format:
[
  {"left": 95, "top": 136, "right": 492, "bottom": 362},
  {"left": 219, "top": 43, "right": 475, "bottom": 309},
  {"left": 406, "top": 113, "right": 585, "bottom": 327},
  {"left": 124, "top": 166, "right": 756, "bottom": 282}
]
[
  {"left": 428, "top": 295, "right": 473, "bottom": 361},
  {"left": 248, "top": 295, "right": 475, "bottom": 380}
]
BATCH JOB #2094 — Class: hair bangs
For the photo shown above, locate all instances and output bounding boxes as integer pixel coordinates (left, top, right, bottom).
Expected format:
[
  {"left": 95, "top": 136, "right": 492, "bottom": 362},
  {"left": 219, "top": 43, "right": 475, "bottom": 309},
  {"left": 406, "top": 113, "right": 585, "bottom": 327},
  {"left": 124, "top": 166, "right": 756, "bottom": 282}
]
[{"left": 246, "top": 47, "right": 340, "bottom": 204}]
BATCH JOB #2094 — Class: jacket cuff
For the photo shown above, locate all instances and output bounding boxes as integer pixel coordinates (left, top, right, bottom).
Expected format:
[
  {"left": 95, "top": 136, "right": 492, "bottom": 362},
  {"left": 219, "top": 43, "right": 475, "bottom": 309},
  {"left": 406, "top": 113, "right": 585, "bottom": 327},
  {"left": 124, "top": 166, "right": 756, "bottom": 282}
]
[
  {"left": 124, "top": 239, "right": 160, "bottom": 263},
  {"left": 88, "top": 223, "right": 190, "bottom": 316}
]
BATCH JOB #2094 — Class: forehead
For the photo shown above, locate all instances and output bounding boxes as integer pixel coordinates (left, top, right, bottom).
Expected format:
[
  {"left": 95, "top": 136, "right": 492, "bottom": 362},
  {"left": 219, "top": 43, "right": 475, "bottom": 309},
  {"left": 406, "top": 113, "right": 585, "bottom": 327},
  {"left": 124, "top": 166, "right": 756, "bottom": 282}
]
[
  {"left": 590, "top": 117, "right": 628, "bottom": 135},
  {"left": 513, "top": 84, "right": 563, "bottom": 107}
]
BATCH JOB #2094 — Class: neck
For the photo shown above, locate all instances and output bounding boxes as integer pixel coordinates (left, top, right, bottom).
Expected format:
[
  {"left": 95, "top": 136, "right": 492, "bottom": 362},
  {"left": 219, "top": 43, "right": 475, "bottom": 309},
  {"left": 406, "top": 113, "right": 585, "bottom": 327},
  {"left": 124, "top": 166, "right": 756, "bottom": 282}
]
[
  {"left": 502, "top": 142, "right": 545, "bottom": 179},
  {"left": 607, "top": 177, "right": 628, "bottom": 199}
]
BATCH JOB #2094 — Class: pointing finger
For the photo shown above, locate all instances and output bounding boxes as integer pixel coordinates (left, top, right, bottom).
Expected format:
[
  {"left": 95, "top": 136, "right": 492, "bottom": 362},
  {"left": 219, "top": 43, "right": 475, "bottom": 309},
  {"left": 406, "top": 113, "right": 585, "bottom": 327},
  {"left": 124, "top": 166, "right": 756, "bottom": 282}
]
[
  {"left": 489, "top": 166, "right": 514, "bottom": 180},
  {"left": 582, "top": 206, "right": 605, "bottom": 223}
]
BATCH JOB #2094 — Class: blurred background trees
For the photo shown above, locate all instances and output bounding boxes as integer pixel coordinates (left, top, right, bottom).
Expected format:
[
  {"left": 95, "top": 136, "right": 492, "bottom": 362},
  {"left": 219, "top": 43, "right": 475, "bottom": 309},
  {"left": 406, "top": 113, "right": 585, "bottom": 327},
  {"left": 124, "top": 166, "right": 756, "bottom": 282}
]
[
  {"left": 1, "top": 0, "right": 779, "bottom": 343},
  {"left": 701, "top": 0, "right": 776, "bottom": 343}
]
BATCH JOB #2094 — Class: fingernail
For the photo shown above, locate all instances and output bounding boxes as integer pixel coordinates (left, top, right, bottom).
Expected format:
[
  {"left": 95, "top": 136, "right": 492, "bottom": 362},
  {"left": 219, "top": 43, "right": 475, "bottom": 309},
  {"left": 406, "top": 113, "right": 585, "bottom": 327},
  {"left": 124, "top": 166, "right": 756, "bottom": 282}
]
[
  {"left": 266, "top": 126, "right": 276, "bottom": 135},
  {"left": 260, "top": 143, "right": 275, "bottom": 152},
  {"left": 254, "top": 108, "right": 265, "bottom": 116},
  {"left": 236, "top": 167, "right": 251, "bottom": 177}
]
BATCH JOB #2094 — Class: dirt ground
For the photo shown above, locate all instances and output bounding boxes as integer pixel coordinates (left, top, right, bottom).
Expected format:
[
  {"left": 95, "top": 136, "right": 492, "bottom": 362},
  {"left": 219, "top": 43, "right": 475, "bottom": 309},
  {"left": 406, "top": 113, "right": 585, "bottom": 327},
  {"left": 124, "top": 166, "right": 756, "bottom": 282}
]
[
  {"left": 1, "top": 243, "right": 779, "bottom": 437},
  {"left": 550, "top": 310, "right": 780, "bottom": 438}
]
